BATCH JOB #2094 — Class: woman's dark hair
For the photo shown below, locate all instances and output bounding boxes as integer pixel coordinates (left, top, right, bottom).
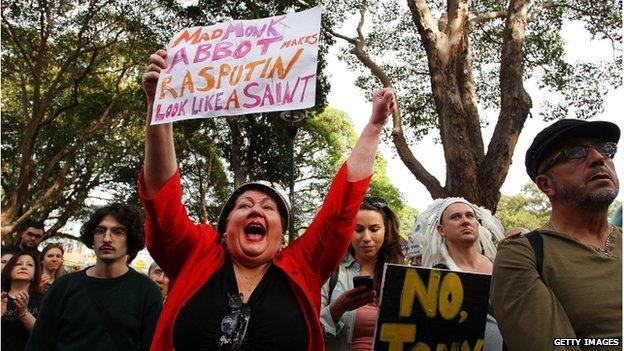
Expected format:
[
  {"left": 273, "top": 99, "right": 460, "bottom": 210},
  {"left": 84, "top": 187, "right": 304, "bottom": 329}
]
[
  {"left": 40, "top": 243, "right": 66, "bottom": 279},
  {"left": 80, "top": 203, "right": 145, "bottom": 263},
  {"left": 349, "top": 197, "right": 405, "bottom": 293},
  {"left": 1, "top": 251, "right": 42, "bottom": 297}
]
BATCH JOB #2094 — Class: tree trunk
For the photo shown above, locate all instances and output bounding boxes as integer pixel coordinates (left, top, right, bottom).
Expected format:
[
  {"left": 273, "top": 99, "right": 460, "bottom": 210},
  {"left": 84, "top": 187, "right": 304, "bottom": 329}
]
[
  {"left": 409, "top": 0, "right": 485, "bottom": 204},
  {"left": 478, "top": 0, "right": 532, "bottom": 211},
  {"left": 227, "top": 118, "right": 245, "bottom": 187}
]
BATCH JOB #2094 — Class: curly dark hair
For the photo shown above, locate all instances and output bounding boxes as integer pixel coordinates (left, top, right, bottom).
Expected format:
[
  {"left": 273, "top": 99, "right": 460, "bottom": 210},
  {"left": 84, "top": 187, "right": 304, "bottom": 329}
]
[
  {"left": 349, "top": 197, "right": 405, "bottom": 293},
  {"left": 17, "top": 219, "right": 45, "bottom": 234},
  {"left": 80, "top": 203, "right": 145, "bottom": 263},
  {"left": 1, "top": 251, "right": 42, "bottom": 298}
]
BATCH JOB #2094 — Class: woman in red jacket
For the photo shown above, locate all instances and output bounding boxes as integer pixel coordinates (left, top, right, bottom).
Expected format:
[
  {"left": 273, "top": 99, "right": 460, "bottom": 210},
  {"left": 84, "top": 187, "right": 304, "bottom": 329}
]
[{"left": 140, "top": 49, "right": 394, "bottom": 351}]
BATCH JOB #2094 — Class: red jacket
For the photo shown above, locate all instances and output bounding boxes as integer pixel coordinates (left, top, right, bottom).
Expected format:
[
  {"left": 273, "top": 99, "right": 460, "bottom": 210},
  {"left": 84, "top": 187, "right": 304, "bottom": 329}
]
[{"left": 139, "top": 163, "right": 371, "bottom": 351}]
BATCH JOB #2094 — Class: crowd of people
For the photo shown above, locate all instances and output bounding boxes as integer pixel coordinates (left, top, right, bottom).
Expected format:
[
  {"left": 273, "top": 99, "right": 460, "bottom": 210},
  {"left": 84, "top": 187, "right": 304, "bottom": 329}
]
[{"left": 0, "top": 50, "right": 620, "bottom": 351}]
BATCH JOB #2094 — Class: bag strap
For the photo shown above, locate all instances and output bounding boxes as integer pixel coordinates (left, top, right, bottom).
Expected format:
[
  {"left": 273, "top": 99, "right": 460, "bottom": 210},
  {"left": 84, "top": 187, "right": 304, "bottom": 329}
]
[
  {"left": 525, "top": 231, "right": 544, "bottom": 280},
  {"left": 327, "top": 268, "right": 339, "bottom": 303},
  {"left": 81, "top": 273, "right": 130, "bottom": 351}
]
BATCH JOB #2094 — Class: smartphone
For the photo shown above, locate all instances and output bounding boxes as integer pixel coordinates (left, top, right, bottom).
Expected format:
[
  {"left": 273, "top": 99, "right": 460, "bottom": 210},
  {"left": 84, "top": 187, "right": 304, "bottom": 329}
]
[{"left": 353, "top": 275, "right": 374, "bottom": 291}]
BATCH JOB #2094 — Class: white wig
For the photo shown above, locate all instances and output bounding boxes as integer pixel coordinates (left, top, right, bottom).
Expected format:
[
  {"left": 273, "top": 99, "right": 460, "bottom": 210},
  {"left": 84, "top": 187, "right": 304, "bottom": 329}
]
[{"left": 410, "top": 197, "right": 504, "bottom": 271}]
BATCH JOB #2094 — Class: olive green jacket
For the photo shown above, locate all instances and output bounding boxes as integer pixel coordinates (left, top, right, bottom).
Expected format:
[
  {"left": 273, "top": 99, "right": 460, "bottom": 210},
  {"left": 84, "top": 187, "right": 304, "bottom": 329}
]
[{"left": 491, "top": 227, "right": 621, "bottom": 351}]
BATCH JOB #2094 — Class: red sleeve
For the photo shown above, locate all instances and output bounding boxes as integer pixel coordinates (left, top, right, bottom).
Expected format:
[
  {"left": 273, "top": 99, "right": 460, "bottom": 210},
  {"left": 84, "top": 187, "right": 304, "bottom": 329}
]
[
  {"left": 287, "top": 163, "right": 371, "bottom": 283},
  {"left": 138, "top": 169, "right": 219, "bottom": 279}
]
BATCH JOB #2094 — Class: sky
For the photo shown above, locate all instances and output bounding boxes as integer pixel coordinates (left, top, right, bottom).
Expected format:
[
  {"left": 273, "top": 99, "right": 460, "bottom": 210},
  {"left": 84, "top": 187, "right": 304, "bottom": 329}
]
[{"left": 325, "top": 20, "right": 623, "bottom": 211}]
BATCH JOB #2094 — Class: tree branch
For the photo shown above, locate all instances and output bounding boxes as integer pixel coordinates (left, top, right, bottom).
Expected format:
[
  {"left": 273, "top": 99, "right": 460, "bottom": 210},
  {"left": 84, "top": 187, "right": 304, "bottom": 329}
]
[
  {"left": 316, "top": 0, "right": 445, "bottom": 197},
  {"left": 527, "top": 0, "right": 555, "bottom": 22},
  {"left": 41, "top": 50, "right": 99, "bottom": 126},
  {"left": 322, "top": 22, "right": 357, "bottom": 44},
  {"left": 407, "top": 0, "right": 442, "bottom": 55},
  {"left": 0, "top": 17, "right": 35, "bottom": 71},
  {"left": 43, "top": 29, "right": 124, "bottom": 113},
  {"left": 353, "top": 13, "right": 444, "bottom": 195},
  {"left": 446, "top": 0, "right": 470, "bottom": 60},
  {"left": 481, "top": 0, "right": 532, "bottom": 200},
  {"left": 469, "top": 11, "right": 507, "bottom": 28},
  {"left": 27, "top": 64, "right": 130, "bottom": 201},
  {"left": 2, "top": 158, "right": 72, "bottom": 237}
]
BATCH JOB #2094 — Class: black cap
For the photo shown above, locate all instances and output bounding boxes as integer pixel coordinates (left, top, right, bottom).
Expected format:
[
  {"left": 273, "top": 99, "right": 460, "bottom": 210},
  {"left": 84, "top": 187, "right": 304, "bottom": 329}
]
[
  {"left": 217, "top": 181, "right": 291, "bottom": 237},
  {"left": 525, "top": 119, "right": 620, "bottom": 180}
]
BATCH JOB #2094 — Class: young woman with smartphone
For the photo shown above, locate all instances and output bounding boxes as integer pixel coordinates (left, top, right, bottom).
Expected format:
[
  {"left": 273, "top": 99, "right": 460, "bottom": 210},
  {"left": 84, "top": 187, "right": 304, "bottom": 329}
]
[{"left": 320, "top": 197, "right": 405, "bottom": 351}]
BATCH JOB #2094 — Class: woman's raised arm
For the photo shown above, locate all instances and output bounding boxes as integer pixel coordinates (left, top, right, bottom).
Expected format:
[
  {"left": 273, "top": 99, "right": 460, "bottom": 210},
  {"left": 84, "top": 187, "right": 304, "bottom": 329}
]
[
  {"left": 142, "top": 49, "right": 178, "bottom": 197},
  {"left": 345, "top": 88, "right": 395, "bottom": 181}
]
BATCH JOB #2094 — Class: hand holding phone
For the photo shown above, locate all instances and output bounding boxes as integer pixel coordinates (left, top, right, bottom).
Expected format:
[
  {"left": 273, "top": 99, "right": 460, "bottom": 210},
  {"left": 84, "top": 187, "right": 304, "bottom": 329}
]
[
  {"left": 329, "top": 276, "right": 376, "bottom": 322},
  {"left": 353, "top": 275, "right": 374, "bottom": 291}
]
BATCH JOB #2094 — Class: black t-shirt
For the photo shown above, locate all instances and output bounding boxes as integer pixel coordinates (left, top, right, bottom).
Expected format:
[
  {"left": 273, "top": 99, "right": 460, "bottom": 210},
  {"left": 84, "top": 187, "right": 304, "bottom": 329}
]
[
  {"left": 25, "top": 268, "right": 163, "bottom": 351},
  {"left": 1, "top": 292, "right": 43, "bottom": 351},
  {"left": 173, "top": 257, "right": 308, "bottom": 351}
]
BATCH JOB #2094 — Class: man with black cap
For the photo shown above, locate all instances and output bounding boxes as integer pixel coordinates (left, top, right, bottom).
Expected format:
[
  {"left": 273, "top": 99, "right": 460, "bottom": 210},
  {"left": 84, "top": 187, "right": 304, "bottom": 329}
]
[{"left": 491, "top": 119, "right": 621, "bottom": 350}]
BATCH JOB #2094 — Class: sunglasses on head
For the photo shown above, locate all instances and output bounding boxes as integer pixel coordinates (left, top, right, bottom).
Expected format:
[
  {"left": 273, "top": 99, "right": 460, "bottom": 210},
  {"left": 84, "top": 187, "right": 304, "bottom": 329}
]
[
  {"left": 363, "top": 196, "right": 388, "bottom": 209},
  {"left": 218, "top": 293, "right": 251, "bottom": 351},
  {"left": 540, "top": 142, "right": 617, "bottom": 174}
]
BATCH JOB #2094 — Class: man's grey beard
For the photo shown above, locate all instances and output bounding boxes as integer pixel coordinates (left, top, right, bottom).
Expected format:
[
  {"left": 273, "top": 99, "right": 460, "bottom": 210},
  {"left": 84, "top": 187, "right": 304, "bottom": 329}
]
[{"left": 550, "top": 175, "right": 619, "bottom": 210}]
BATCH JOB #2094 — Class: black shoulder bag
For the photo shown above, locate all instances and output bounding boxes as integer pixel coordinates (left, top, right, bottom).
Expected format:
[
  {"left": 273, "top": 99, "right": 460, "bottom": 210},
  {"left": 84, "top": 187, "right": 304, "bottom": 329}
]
[{"left": 525, "top": 230, "right": 544, "bottom": 280}]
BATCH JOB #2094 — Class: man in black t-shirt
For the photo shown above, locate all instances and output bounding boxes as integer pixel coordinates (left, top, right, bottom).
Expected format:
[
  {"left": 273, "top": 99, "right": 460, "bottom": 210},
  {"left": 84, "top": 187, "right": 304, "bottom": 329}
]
[{"left": 26, "top": 203, "right": 162, "bottom": 351}]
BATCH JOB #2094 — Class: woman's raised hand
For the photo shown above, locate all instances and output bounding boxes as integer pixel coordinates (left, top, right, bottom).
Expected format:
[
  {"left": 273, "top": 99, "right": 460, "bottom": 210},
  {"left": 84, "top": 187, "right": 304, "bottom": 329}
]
[
  {"left": 370, "top": 87, "right": 396, "bottom": 126},
  {"left": 142, "top": 49, "right": 168, "bottom": 103}
]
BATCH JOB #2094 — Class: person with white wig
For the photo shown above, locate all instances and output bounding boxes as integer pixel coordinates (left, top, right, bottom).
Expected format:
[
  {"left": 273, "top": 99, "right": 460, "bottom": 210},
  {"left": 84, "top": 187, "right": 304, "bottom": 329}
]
[
  {"left": 412, "top": 197, "right": 504, "bottom": 271},
  {"left": 410, "top": 197, "right": 505, "bottom": 351}
]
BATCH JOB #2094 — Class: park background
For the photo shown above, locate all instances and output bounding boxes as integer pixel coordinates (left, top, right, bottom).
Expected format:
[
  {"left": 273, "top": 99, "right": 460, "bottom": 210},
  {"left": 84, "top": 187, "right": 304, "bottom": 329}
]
[{"left": 1, "top": 0, "right": 621, "bottom": 271}]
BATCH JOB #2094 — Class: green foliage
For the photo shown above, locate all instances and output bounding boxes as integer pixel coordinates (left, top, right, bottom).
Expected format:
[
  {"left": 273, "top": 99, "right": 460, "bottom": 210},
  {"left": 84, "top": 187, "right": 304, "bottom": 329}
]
[
  {"left": 367, "top": 156, "right": 415, "bottom": 238},
  {"left": 326, "top": 0, "right": 437, "bottom": 143},
  {"left": 291, "top": 107, "right": 408, "bottom": 233},
  {"left": 2, "top": 0, "right": 341, "bottom": 236},
  {"left": 397, "top": 205, "right": 419, "bottom": 239},
  {"left": 322, "top": 0, "right": 622, "bottom": 141},
  {"left": 174, "top": 120, "right": 230, "bottom": 224},
  {"left": 2, "top": 0, "right": 410, "bottom": 242},
  {"left": 496, "top": 182, "right": 550, "bottom": 231},
  {"left": 1, "top": 0, "right": 164, "bottom": 237},
  {"left": 497, "top": 184, "right": 622, "bottom": 232}
]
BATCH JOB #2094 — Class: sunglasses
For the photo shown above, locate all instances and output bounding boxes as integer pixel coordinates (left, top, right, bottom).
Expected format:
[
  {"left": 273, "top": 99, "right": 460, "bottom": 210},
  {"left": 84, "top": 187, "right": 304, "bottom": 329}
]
[
  {"left": 218, "top": 293, "right": 251, "bottom": 351},
  {"left": 540, "top": 142, "right": 617, "bottom": 174},
  {"left": 363, "top": 196, "right": 388, "bottom": 209}
]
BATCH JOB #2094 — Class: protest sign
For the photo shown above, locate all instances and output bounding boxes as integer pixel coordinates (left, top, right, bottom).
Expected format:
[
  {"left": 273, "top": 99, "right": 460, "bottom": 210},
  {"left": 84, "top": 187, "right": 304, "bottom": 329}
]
[
  {"left": 403, "top": 236, "right": 422, "bottom": 260},
  {"left": 151, "top": 6, "right": 321, "bottom": 125},
  {"left": 373, "top": 264, "right": 491, "bottom": 351}
]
